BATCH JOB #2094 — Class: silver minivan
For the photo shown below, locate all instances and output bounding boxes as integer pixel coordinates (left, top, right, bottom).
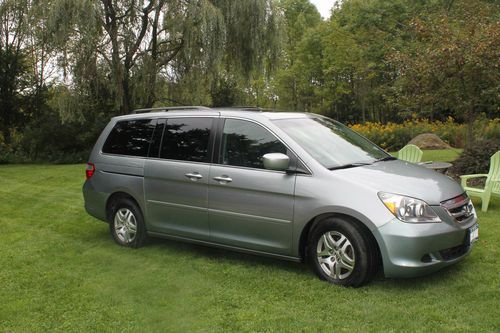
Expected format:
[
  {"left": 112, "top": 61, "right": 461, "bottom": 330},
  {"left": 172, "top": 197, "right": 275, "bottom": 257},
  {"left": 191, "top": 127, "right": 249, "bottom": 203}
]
[{"left": 83, "top": 107, "right": 478, "bottom": 286}]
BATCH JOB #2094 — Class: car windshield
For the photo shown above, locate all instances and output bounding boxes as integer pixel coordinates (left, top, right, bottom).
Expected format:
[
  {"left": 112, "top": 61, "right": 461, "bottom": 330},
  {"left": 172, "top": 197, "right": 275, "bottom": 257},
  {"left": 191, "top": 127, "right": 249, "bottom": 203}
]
[{"left": 273, "top": 116, "right": 390, "bottom": 169}]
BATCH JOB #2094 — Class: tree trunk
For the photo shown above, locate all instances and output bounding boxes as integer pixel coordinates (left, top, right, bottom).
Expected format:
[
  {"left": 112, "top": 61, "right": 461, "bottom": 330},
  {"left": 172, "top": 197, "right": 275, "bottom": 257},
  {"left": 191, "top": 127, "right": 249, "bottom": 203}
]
[
  {"left": 121, "top": 73, "right": 131, "bottom": 114},
  {"left": 292, "top": 79, "right": 297, "bottom": 111},
  {"left": 144, "top": 5, "right": 161, "bottom": 109},
  {"left": 465, "top": 105, "right": 475, "bottom": 149},
  {"left": 361, "top": 99, "right": 366, "bottom": 123}
]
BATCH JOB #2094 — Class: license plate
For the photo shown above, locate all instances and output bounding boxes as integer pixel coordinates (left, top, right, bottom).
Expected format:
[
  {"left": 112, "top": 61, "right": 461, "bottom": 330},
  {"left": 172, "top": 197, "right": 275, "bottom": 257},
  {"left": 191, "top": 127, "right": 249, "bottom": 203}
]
[{"left": 469, "top": 224, "right": 479, "bottom": 245}]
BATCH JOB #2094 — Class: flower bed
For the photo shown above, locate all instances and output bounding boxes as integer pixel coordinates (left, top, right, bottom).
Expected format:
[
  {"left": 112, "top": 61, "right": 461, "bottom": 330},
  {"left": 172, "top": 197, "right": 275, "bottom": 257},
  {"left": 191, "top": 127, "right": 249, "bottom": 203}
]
[{"left": 349, "top": 118, "right": 499, "bottom": 150}]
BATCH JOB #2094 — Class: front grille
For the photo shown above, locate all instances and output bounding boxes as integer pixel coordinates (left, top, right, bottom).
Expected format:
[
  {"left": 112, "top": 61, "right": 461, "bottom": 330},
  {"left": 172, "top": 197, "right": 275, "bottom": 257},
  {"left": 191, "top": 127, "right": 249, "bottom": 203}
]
[
  {"left": 439, "top": 244, "right": 468, "bottom": 261},
  {"left": 441, "top": 193, "right": 474, "bottom": 222}
]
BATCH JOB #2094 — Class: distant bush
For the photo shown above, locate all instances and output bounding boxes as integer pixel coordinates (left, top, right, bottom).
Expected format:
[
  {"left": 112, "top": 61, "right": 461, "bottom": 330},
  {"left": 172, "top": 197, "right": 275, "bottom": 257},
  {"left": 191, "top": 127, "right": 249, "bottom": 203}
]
[
  {"left": 452, "top": 139, "right": 500, "bottom": 176},
  {"left": 349, "top": 118, "right": 499, "bottom": 151},
  {"left": 1, "top": 107, "right": 106, "bottom": 164},
  {"left": 0, "top": 129, "right": 30, "bottom": 164},
  {"left": 19, "top": 108, "right": 102, "bottom": 164}
]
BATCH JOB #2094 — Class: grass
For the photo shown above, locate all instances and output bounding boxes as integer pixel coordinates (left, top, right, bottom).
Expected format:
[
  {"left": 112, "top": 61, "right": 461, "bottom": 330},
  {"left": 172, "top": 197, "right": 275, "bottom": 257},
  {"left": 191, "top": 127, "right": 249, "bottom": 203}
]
[
  {"left": 1, "top": 162, "right": 499, "bottom": 332},
  {"left": 390, "top": 148, "right": 463, "bottom": 162}
]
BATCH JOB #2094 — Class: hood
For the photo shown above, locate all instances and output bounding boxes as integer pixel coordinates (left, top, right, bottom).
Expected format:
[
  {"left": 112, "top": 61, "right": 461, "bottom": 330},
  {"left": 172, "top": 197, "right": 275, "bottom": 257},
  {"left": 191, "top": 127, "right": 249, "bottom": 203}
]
[{"left": 333, "top": 160, "right": 463, "bottom": 205}]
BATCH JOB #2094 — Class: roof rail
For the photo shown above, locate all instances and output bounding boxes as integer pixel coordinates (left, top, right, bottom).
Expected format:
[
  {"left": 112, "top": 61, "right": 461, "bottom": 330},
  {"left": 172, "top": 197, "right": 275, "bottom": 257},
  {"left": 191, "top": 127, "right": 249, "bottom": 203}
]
[
  {"left": 222, "top": 106, "right": 273, "bottom": 112},
  {"left": 132, "top": 106, "right": 212, "bottom": 114}
]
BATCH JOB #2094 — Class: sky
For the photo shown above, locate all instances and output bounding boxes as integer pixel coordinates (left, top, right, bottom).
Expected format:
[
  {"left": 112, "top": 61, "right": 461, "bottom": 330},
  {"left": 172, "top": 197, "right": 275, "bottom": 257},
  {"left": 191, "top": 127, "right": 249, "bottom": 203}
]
[{"left": 310, "top": 0, "right": 335, "bottom": 19}]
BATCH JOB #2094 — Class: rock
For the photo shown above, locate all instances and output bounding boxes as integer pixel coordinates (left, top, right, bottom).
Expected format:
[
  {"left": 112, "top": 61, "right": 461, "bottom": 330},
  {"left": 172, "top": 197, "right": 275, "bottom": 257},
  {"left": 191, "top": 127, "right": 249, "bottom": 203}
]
[{"left": 408, "top": 133, "right": 451, "bottom": 150}]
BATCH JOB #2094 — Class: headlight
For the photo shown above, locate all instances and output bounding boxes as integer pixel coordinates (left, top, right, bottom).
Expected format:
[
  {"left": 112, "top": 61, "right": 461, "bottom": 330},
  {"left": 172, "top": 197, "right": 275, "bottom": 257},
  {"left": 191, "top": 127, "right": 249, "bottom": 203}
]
[{"left": 378, "top": 192, "right": 441, "bottom": 223}]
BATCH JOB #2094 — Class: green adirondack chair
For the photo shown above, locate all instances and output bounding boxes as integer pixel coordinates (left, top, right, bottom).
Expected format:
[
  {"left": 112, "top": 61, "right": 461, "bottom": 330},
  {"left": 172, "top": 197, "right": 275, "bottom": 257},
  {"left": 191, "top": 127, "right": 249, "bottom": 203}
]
[
  {"left": 398, "top": 144, "right": 423, "bottom": 163},
  {"left": 460, "top": 151, "right": 500, "bottom": 212}
]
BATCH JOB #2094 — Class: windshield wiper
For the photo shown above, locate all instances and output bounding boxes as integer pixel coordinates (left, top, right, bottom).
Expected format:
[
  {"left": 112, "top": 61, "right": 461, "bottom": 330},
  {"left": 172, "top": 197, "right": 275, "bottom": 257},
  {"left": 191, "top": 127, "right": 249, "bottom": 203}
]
[
  {"left": 328, "top": 162, "right": 373, "bottom": 171},
  {"left": 376, "top": 156, "right": 397, "bottom": 162}
]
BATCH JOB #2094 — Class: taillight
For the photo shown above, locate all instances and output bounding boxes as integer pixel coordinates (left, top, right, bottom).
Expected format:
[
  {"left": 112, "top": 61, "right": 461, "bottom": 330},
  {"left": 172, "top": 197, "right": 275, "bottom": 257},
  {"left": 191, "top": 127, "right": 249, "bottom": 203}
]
[{"left": 86, "top": 163, "right": 95, "bottom": 179}]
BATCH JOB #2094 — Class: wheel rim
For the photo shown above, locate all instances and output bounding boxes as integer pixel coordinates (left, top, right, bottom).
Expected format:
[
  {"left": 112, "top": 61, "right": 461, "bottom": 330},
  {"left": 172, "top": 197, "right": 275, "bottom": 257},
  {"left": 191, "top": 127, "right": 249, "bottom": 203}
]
[
  {"left": 114, "top": 208, "right": 137, "bottom": 243},
  {"left": 316, "top": 231, "right": 355, "bottom": 280}
]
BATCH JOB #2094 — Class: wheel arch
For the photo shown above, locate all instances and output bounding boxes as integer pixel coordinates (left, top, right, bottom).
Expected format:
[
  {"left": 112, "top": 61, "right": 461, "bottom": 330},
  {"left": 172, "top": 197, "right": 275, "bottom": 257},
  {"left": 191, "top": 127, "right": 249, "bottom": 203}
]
[
  {"left": 105, "top": 191, "right": 143, "bottom": 223},
  {"left": 298, "top": 212, "right": 382, "bottom": 267}
]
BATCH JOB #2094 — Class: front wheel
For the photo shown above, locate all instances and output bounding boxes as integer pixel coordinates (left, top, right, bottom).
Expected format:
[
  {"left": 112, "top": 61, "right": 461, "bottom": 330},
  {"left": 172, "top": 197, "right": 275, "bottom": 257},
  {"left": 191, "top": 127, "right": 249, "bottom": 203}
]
[{"left": 307, "top": 217, "right": 378, "bottom": 287}]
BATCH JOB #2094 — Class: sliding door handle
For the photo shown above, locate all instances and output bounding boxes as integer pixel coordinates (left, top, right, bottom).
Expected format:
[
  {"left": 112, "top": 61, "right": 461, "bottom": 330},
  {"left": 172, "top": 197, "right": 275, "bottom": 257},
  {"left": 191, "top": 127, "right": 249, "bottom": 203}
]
[{"left": 213, "top": 175, "right": 232, "bottom": 183}]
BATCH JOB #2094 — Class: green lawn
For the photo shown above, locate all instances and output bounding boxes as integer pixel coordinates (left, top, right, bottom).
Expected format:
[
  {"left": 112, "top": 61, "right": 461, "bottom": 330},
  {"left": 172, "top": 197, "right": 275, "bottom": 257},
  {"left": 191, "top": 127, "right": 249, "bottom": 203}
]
[
  {"left": 1, "top": 164, "right": 498, "bottom": 332},
  {"left": 390, "top": 148, "right": 463, "bottom": 162}
]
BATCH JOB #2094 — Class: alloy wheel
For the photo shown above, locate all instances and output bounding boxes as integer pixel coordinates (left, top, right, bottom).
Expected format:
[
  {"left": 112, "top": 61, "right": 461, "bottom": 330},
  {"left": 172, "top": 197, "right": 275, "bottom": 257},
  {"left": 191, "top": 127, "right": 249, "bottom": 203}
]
[
  {"left": 316, "top": 231, "right": 355, "bottom": 280},
  {"left": 114, "top": 208, "right": 137, "bottom": 243}
]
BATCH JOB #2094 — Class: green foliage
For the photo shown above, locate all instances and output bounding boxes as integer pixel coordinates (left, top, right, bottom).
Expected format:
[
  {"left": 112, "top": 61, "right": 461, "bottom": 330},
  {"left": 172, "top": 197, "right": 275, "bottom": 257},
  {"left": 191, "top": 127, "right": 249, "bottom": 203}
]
[
  {"left": 210, "top": 74, "right": 243, "bottom": 107},
  {"left": 0, "top": 49, "right": 27, "bottom": 134},
  {"left": 0, "top": 129, "right": 26, "bottom": 164},
  {"left": 272, "top": 0, "right": 499, "bottom": 128},
  {"left": 388, "top": 0, "right": 500, "bottom": 134},
  {"left": 274, "top": 0, "right": 322, "bottom": 111},
  {"left": 0, "top": 0, "right": 499, "bottom": 163},
  {"left": 44, "top": 0, "right": 283, "bottom": 115},
  {"left": 0, "top": 27, "right": 33, "bottom": 138},
  {"left": 452, "top": 139, "right": 500, "bottom": 176}
]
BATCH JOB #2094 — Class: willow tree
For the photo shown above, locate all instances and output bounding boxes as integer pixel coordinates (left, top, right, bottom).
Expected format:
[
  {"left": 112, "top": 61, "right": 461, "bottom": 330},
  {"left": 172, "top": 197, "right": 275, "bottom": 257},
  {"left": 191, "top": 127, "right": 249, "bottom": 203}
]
[{"left": 46, "top": 0, "right": 283, "bottom": 115}]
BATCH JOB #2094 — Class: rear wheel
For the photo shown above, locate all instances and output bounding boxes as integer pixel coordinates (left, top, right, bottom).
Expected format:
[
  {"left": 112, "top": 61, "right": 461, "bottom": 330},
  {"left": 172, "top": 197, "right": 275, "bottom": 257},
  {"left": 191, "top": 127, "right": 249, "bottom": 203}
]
[
  {"left": 109, "top": 198, "right": 147, "bottom": 248},
  {"left": 307, "top": 217, "right": 378, "bottom": 287}
]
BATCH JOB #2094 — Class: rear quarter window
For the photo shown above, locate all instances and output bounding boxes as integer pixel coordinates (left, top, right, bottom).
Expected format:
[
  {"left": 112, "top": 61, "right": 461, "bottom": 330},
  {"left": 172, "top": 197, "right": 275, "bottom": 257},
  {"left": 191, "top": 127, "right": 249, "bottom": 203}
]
[{"left": 102, "top": 119, "right": 156, "bottom": 157}]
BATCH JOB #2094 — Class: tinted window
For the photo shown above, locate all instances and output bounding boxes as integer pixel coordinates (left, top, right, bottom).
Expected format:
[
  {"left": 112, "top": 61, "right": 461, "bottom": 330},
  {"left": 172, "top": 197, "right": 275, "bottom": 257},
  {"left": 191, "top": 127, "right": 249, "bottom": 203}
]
[
  {"left": 102, "top": 119, "right": 156, "bottom": 157},
  {"left": 160, "top": 118, "right": 213, "bottom": 162},
  {"left": 220, "top": 119, "right": 287, "bottom": 169}
]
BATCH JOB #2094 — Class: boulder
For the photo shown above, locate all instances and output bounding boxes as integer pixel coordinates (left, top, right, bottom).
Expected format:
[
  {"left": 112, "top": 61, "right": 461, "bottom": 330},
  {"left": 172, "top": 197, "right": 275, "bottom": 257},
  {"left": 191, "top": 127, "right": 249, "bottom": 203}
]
[{"left": 408, "top": 133, "right": 451, "bottom": 150}]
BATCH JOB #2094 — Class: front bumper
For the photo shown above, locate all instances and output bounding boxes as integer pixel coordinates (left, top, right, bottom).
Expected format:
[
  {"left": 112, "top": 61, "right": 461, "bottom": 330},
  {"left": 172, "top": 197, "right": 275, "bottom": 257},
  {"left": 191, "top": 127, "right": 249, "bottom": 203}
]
[{"left": 373, "top": 211, "right": 478, "bottom": 278}]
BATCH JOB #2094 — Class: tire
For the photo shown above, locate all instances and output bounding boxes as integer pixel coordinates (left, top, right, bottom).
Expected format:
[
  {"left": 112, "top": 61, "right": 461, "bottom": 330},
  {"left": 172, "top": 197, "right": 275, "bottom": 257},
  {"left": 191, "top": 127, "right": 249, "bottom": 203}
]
[
  {"left": 307, "top": 217, "right": 379, "bottom": 287},
  {"left": 109, "top": 198, "right": 148, "bottom": 248}
]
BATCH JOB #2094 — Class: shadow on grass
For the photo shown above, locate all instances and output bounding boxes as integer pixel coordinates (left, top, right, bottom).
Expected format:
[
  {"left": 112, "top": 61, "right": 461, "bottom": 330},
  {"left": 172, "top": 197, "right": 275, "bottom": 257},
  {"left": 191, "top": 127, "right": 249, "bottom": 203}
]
[
  {"left": 146, "top": 236, "right": 309, "bottom": 275},
  {"left": 87, "top": 207, "right": 484, "bottom": 291},
  {"left": 372, "top": 263, "right": 466, "bottom": 289},
  {"left": 129, "top": 233, "right": 471, "bottom": 289}
]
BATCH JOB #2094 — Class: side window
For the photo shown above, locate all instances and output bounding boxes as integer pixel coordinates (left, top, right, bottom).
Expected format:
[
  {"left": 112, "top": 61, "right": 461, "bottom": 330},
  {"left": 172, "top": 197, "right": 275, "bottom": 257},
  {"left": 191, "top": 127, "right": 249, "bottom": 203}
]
[
  {"left": 220, "top": 119, "right": 287, "bottom": 169},
  {"left": 102, "top": 119, "right": 156, "bottom": 157},
  {"left": 160, "top": 117, "right": 213, "bottom": 162}
]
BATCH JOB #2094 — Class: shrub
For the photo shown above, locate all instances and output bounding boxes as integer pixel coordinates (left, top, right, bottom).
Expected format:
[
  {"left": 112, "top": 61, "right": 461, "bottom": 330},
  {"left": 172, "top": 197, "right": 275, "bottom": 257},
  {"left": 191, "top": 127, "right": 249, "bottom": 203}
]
[
  {"left": 4, "top": 106, "right": 107, "bottom": 164},
  {"left": 20, "top": 111, "right": 95, "bottom": 164},
  {"left": 0, "top": 129, "right": 30, "bottom": 164},
  {"left": 452, "top": 138, "right": 500, "bottom": 176}
]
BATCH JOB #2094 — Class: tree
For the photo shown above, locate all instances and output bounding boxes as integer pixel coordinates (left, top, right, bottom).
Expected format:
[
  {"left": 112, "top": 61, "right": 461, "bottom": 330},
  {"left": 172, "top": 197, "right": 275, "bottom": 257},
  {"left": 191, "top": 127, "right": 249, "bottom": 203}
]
[
  {"left": 275, "top": 0, "right": 321, "bottom": 111},
  {"left": 47, "top": 0, "right": 283, "bottom": 115},
  {"left": 0, "top": 1, "right": 27, "bottom": 139},
  {"left": 390, "top": 0, "right": 500, "bottom": 146}
]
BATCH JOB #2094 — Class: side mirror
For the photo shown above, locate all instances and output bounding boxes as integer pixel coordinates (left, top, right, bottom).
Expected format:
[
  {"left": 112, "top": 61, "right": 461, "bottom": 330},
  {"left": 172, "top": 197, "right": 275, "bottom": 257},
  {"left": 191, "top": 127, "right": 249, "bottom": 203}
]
[{"left": 263, "top": 153, "right": 290, "bottom": 171}]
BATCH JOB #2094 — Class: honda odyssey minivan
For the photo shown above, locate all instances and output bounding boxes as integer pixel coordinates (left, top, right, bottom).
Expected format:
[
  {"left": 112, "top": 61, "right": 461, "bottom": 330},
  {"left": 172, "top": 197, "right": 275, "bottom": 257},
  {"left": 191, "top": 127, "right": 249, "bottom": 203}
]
[{"left": 83, "top": 106, "right": 478, "bottom": 286}]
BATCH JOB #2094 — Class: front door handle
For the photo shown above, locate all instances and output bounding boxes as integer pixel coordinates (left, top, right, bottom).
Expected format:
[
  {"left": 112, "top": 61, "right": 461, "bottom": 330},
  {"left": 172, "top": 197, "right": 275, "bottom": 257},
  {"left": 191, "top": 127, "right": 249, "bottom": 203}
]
[
  {"left": 213, "top": 175, "right": 233, "bottom": 183},
  {"left": 185, "top": 172, "right": 203, "bottom": 181}
]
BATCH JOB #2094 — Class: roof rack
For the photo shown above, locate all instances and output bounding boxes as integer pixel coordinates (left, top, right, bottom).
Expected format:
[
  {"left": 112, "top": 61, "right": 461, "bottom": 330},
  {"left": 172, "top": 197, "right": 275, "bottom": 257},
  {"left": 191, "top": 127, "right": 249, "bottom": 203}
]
[
  {"left": 132, "top": 106, "right": 212, "bottom": 114},
  {"left": 221, "top": 106, "right": 276, "bottom": 112}
]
